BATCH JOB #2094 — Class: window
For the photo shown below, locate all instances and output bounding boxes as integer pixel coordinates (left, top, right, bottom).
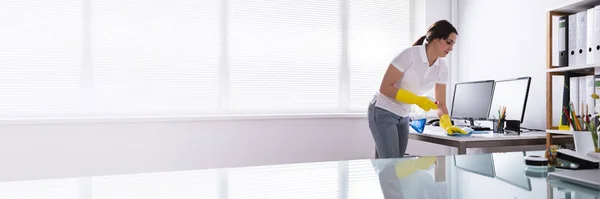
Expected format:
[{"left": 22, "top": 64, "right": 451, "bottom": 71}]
[
  {"left": 0, "top": 178, "right": 80, "bottom": 199},
  {"left": 348, "top": 0, "right": 412, "bottom": 111},
  {"left": 0, "top": 0, "right": 84, "bottom": 118},
  {"left": 91, "top": 0, "right": 221, "bottom": 116},
  {"left": 228, "top": 0, "right": 342, "bottom": 114},
  {"left": 0, "top": 0, "right": 413, "bottom": 119}
]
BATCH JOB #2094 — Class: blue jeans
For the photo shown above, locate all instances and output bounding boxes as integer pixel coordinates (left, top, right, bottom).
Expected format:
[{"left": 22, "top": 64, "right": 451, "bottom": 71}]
[{"left": 368, "top": 102, "right": 410, "bottom": 159}]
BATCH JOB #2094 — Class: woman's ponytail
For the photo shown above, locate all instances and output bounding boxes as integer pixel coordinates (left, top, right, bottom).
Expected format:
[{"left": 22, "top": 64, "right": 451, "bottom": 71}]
[
  {"left": 412, "top": 35, "right": 427, "bottom": 46},
  {"left": 413, "top": 20, "right": 458, "bottom": 46}
]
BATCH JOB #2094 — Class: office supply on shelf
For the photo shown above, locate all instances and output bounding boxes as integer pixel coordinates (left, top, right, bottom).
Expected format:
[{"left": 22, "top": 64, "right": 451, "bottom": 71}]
[
  {"left": 595, "top": 5, "right": 600, "bottom": 64},
  {"left": 559, "top": 15, "right": 569, "bottom": 67},
  {"left": 562, "top": 74, "right": 597, "bottom": 131},
  {"left": 570, "top": 75, "right": 579, "bottom": 113},
  {"left": 588, "top": 7, "right": 596, "bottom": 64},
  {"left": 569, "top": 13, "right": 578, "bottom": 66},
  {"left": 561, "top": 73, "right": 573, "bottom": 130},
  {"left": 549, "top": 169, "right": 600, "bottom": 190},
  {"left": 577, "top": 11, "right": 588, "bottom": 65},
  {"left": 451, "top": 80, "right": 495, "bottom": 127},
  {"left": 556, "top": 148, "right": 599, "bottom": 170}
]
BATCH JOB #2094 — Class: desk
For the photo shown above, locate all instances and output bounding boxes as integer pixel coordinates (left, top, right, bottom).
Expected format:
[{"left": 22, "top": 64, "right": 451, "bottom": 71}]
[
  {"left": 409, "top": 126, "right": 573, "bottom": 154},
  {"left": 0, "top": 151, "right": 597, "bottom": 199}
]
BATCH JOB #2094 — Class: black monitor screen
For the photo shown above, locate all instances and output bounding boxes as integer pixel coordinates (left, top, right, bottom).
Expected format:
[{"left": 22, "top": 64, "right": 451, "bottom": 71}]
[
  {"left": 487, "top": 77, "right": 531, "bottom": 123},
  {"left": 451, "top": 80, "right": 495, "bottom": 120}
]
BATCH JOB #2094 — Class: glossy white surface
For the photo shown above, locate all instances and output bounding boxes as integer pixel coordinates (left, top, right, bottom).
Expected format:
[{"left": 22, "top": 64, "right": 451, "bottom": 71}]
[{"left": 0, "top": 151, "right": 597, "bottom": 199}]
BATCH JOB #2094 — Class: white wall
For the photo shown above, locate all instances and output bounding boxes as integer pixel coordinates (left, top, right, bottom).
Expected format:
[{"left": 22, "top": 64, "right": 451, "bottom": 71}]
[
  {"left": 0, "top": 116, "right": 458, "bottom": 183},
  {"left": 0, "top": 1, "right": 459, "bottom": 183},
  {"left": 456, "top": 0, "right": 576, "bottom": 130},
  {"left": 0, "top": 118, "right": 368, "bottom": 182}
]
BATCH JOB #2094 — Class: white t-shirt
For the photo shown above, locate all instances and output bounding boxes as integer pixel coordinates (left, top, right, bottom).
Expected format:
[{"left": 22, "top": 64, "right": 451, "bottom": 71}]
[{"left": 371, "top": 44, "right": 448, "bottom": 117}]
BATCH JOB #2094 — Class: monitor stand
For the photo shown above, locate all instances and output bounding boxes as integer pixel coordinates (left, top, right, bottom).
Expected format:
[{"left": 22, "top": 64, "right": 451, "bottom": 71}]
[{"left": 467, "top": 118, "right": 475, "bottom": 127}]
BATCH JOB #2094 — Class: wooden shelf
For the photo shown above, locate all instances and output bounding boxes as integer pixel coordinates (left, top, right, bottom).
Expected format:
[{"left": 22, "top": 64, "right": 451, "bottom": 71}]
[
  {"left": 545, "top": 0, "right": 600, "bottom": 148},
  {"left": 545, "top": 129, "right": 588, "bottom": 135},
  {"left": 547, "top": 64, "right": 598, "bottom": 76},
  {"left": 547, "top": 0, "right": 600, "bottom": 13},
  {"left": 547, "top": 64, "right": 599, "bottom": 72}
]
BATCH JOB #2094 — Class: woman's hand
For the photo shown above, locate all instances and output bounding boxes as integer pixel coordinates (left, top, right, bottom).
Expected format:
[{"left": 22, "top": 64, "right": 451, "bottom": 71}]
[{"left": 439, "top": 114, "right": 467, "bottom": 135}]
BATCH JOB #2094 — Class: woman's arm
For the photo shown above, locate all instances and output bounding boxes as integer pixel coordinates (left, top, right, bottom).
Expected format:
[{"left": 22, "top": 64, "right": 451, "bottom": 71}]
[
  {"left": 435, "top": 83, "right": 466, "bottom": 134},
  {"left": 379, "top": 64, "right": 437, "bottom": 111},
  {"left": 434, "top": 83, "right": 449, "bottom": 117},
  {"left": 379, "top": 64, "right": 404, "bottom": 99}
]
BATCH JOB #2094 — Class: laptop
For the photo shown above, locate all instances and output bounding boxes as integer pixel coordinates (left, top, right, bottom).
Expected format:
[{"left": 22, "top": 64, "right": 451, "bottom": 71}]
[{"left": 548, "top": 169, "right": 600, "bottom": 190}]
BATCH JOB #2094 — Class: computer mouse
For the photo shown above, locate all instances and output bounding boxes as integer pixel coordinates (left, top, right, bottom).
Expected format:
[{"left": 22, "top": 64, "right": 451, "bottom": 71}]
[{"left": 431, "top": 121, "right": 440, "bottom": 126}]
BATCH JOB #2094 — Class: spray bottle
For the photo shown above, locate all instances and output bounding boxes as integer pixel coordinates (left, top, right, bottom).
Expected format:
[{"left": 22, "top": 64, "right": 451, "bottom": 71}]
[{"left": 409, "top": 97, "right": 438, "bottom": 134}]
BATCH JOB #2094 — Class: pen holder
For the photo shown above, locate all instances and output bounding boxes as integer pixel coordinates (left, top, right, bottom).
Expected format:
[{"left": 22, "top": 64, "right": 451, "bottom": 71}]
[{"left": 493, "top": 119, "right": 505, "bottom": 134}]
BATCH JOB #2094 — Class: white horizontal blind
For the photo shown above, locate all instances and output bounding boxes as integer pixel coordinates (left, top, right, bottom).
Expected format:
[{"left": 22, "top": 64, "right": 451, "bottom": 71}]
[
  {"left": 0, "top": 178, "right": 80, "bottom": 199},
  {"left": 0, "top": 0, "right": 83, "bottom": 118},
  {"left": 348, "top": 0, "right": 412, "bottom": 111},
  {"left": 0, "top": 0, "right": 413, "bottom": 119},
  {"left": 228, "top": 162, "right": 340, "bottom": 199},
  {"left": 90, "top": 170, "right": 219, "bottom": 199},
  {"left": 91, "top": 0, "right": 221, "bottom": 116},
  {"left": 228, "top": 0, "right": 342, "bottom": 113},
  {"left": 348, "top": 160, "right": 384, "bottom": 199}
]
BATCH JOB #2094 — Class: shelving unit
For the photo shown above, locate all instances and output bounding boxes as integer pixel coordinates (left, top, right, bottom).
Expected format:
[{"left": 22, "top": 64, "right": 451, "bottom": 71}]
[{"left": 545, "top": 0, "right": 600, "bottom": 148}]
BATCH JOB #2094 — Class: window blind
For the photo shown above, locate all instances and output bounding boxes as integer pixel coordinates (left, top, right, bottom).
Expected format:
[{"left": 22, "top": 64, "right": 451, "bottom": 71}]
[
  {"left": 228, "top": 0, "right": 342, "bottom": 114},
  {"left": 90, "top": 170, "right": 219, "bottom": 199},
  {"left": 0, "top": 0, "right": 413, "bottom": 119},
  {"left": 91, "top": 0, "right": 221, "bottom": 116},
  {"left": 348, "top": 160, "right": 384, "bottom": 199},
  {"left": 348, "top": 0, "right": 412, "bottom": 111},
  {"left": 227, "top": 162, "right": 339, "bottom": 199},
  {"left": 0, "top": 0, "right": 84, "bottom": 118}
]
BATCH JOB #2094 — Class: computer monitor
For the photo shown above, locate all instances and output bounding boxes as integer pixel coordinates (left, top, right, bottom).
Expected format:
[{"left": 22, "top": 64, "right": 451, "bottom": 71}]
[
  {"left": 450, "top": 80, "right": 495, "bottom": 124},
  {"left": 487, "top": 77, "right": 531, "bottom": 123}
]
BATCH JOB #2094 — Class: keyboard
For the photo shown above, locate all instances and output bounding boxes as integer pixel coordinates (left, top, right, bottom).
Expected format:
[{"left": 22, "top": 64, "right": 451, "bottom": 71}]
[{"left": 470, "top": 126, "right": 491, "bottom": 131}]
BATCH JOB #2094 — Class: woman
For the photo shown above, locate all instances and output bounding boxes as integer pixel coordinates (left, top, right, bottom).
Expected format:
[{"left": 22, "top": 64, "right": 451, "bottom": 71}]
[{"left": 369, "top": 20, "right": 466, "bottom": 159}]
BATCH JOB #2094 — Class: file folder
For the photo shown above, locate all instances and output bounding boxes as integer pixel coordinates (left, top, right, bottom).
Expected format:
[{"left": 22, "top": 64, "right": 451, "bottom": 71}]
[
  {"left": 569, "top": 14, "right": 578, "bottom": 66},
  {"left": 594, "top": 5, "right": 600, "bottom": 64},
  {"left": 587, "top": 8, "right": 595, "bottom": 65},
  {"left": 560, "top": 73, "right": 572, "bottom": 130},
  {"left": 585, "top": 75, "right": 595, "bottom": 112},
  {"left": 576, "top": 11, "right": 587, "bottom": 66},
  {"left": 570, "top": 77, "right": 579, "bottom": 113},
  {"left": 559, "top": 16, "right": 568, "bottom": 67}
]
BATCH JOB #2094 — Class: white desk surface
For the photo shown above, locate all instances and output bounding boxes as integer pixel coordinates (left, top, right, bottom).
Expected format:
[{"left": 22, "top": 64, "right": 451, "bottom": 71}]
[{"left": 410, "top": 125, "right": 548, "bottom": 142}]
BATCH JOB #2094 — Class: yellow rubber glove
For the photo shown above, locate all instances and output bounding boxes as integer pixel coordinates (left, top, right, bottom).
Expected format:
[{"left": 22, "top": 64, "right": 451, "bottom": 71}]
[
  {"left": 440, "top": 114, "right": 467, "bottom": 135},
  {"left": 395, "top": 89, "right": 437, "bottom": 111},
  {"left": 394, "top": 156, "right": 437, "bottom": 178}
]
